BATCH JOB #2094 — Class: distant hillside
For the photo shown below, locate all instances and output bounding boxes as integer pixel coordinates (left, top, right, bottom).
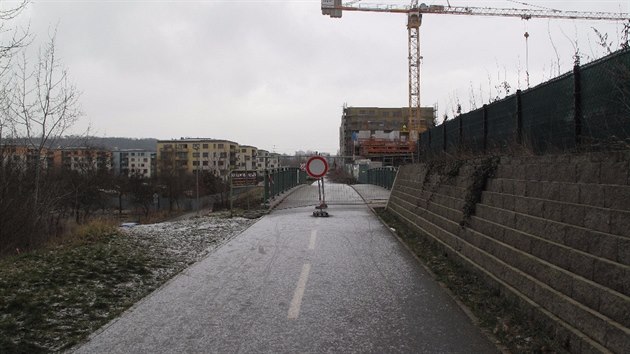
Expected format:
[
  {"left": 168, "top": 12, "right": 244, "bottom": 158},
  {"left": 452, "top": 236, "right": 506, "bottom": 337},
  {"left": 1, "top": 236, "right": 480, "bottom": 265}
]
[
  {"left": 5, "top": 136, "right": 157, "bottom": 151},
  {"left": 5, "top": 136, "right": 158, "bottom": 151},
  {"left": 79, "top": 137, "right": 158, "bottom": 151}
]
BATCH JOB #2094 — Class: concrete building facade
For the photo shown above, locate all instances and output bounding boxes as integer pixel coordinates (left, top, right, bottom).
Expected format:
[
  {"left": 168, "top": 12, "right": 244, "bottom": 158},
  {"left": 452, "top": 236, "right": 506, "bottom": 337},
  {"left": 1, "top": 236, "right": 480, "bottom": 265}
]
[
  {"left": 112, "top": 150, "right": 157, "bottom": 178},
  {"left": 2, "top": 145, "right": 112, "bottom": 173},
  {"left": 53, "top": 147, "right": 112, "bottom": 172},
  {"left": 156, "top": 138, "right": 240, "bottom": 178},
  {"left": 237, "top": 145, "right": 258, "bottom": 171},
  {"left": 1, "top": 145, "right": 55, "bottom": 170},
  {"left": 256, "top": 149, "right": 280, "bottom": 171},
  {"left": 339, "top": 106, "right": 435, "bottom": 161}
]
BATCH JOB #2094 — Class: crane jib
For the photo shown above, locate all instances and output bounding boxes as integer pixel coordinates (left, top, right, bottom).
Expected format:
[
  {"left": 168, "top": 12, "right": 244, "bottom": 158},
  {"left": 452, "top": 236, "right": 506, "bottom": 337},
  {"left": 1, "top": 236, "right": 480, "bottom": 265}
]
[
  {"left": 322, "top": 1, "right": 630, "bottom": 21},
  {"left": 321, "top": 0, "right": 630, "bottom": 143}
]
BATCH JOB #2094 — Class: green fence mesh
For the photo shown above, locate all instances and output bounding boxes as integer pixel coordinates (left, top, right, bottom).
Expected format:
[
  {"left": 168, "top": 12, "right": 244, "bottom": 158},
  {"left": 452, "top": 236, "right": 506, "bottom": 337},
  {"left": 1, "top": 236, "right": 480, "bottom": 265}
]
[
  {"left": 486, "top": 95, "right": 517, "bottom": 149},
  {"left": 521, "top": 73, "right": 575, "bottom": 153},
  {"left": 461, "top": 109, "right": 485, "bottom": 152},
  {"left": 445, "top": 117, "right": 461, "bottom": 154},
  {"left": 581, "top": 51, "right": 630, "bottom": 145},
  {"left": 419, "top": 48, "right": 630, "bottom": 158}
]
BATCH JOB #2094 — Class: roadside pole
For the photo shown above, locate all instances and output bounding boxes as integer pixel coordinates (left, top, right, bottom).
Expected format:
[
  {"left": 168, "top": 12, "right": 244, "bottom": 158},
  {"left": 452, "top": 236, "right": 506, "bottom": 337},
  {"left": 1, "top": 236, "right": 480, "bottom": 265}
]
[{"left": 306, "top": 155, "right": 329, "bottom": 217}]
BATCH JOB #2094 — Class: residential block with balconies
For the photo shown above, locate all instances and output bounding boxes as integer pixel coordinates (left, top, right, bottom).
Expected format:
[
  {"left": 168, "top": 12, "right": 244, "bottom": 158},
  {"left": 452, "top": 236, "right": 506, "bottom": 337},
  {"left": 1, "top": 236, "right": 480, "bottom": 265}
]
[
  {"left": 256, "top": 149, "right": 280, "bottom": 172},
  {"left": 237, "top": 145, "right": 257, "bottom": 171},
  {"left": 156, "top": 138, "right": 241, "bottom": 178},
  {"left": 53, "top": 147, "right": 112, "bottom": 173},
  {"left": 112, "top": 150, "right": 157, "bottom": 178}
]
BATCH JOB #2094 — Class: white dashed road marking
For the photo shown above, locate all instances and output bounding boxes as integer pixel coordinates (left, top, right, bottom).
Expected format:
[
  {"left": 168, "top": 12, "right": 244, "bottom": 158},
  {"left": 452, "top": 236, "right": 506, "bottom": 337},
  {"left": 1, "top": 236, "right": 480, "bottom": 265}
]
[{"left": 288, "top": 263, "right": 311, "bottom": 320}]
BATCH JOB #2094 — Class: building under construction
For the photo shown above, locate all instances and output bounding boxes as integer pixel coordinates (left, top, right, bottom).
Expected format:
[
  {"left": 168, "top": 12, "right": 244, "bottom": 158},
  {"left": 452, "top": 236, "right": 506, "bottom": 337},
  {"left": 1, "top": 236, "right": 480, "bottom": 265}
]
[{"left": 339, "top": 105, "right": 434, "bottom": 165}]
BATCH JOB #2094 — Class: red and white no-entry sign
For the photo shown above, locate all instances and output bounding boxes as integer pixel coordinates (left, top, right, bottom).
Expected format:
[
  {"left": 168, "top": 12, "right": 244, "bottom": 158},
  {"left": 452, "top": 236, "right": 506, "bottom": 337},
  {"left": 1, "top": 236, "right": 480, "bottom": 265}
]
[{"left": 305, "top": 156, "right": 329, "bottom": 178}]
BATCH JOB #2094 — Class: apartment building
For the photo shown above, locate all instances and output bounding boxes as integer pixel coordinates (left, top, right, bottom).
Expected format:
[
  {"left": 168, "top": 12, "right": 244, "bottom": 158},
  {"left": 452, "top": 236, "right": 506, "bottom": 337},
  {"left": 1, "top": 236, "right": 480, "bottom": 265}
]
[
  {"left": 53, "top": 147, "right": 112, "bottom": 172},
  {"left": 156, "top": 138, "right": 239, "bottom": 178},
  {"left": 256, "top": 149, "right": 280, "bottom": 171},
  {"left": 237, "top": 145, "right": 257, "bottom": 171},
  {"left": 2, "top": 145, "right": 112, "bottom": 173},
  {"left": 112, "top": 150, "right": 157, "bottom": 178},
  {"left": 1, "top": 145, "right": 55, "bottom": 170}
]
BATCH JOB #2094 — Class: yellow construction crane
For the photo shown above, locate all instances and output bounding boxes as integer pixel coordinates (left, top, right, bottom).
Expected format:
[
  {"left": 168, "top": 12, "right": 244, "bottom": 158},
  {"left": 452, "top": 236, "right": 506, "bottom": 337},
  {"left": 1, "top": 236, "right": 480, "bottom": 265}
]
[{"left": 322, "top": 0, "right": 630, "bottom": 142}]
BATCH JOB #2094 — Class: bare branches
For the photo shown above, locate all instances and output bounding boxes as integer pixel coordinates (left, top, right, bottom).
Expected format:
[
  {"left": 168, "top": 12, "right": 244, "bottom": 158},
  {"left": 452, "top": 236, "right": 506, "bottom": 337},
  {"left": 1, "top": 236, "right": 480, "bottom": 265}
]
[
  {"left": 9, "top": 29, "right": 82, "bottom": 151},
  {"left": 0, "top": 1, "right": 89, "bottom": 254},
  {"left": 0, "top": 1, "right": 30, "bottom": 145},
  {"left": 621, "top": 20, "right": 630, "bottom": 49},
  {"left": 5, "top": 28, "right": 82, "bottom": 203},
  {"left": 0, "top": 1, "right": 29, "bottom": 21},
  {"left": 547, "top": 20, "right": 562, "bottom": 77},
  {"left": 593, "top": 27, "right": 614, "bottom": 55}
]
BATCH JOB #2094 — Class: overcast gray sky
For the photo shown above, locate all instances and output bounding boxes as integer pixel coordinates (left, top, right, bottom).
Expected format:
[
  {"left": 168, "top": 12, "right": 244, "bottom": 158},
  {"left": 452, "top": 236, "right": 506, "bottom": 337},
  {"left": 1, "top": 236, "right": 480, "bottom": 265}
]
[{"left": 15, "top": 0, "right": 630, "bottom": 154}]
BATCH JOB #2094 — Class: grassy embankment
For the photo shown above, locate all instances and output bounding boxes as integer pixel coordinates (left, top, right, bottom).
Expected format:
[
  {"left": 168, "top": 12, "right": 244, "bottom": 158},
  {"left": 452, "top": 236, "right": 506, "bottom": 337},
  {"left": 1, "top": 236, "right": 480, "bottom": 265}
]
[{"left": 0, "top": 220, "right": 173, "bottom": 353}]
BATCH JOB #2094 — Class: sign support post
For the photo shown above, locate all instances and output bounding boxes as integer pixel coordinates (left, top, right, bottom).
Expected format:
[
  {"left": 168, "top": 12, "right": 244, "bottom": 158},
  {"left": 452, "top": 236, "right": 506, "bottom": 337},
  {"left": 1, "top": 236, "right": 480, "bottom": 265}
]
[{"left": 306, "top": 155, "right": 329, "bottom": 217}]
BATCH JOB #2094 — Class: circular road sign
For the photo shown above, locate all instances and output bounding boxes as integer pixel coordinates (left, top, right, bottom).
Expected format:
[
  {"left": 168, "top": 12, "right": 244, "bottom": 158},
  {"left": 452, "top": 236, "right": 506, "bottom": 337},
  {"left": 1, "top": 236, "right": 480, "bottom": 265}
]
[{"left": 306, "top": 156, "right": 329, "bottom": 178}]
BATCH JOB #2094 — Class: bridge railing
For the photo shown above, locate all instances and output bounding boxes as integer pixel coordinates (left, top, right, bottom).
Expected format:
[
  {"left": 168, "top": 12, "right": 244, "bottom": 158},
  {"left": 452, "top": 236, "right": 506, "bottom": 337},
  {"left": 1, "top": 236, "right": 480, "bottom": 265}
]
[
  {"left": 366, "top": 167, "right": 398, "bottom": 189},
  {"left": 264, "top": 167, "right": 307, "bottom": 203}
]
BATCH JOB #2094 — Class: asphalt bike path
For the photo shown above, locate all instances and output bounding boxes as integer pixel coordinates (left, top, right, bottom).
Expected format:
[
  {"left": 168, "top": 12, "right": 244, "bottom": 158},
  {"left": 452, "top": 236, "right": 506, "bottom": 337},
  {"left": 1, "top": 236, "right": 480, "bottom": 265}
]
[{"left": 75, "top": 182, "right": 498, "bottom": 353}]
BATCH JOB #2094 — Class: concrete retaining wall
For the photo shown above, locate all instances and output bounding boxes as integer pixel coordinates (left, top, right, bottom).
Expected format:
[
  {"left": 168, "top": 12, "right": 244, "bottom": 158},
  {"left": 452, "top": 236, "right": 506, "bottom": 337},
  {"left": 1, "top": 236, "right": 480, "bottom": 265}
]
[{"left": 387, "top": 151, "right": 630, "bottom": 353}]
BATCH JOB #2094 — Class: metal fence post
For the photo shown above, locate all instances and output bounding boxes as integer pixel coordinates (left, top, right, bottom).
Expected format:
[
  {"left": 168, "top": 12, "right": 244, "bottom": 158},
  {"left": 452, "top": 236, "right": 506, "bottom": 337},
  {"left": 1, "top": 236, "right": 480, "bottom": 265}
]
[
  {"left": 482, "top": 104, "right": 488, "bottom": 152},
  {"left": 458, "top": 116, "right": 463, "bottom": 152},
  {"left": 573, "top": 64, "right": 582, "bottom": 147},
  {"left": 284, "top": 168, "right": 289, "bottom": 190},
  {"left": 278, "top": 168, "right": 284, "bottom": 194},
  {"left": 272, "top": 169, "right": 278, "bottom": 198},
  {"left": 264, "top": 169, "right": 269, "bottom": 203},
  {"left": 443, "top": 121, "right": 447, "bottom": 152},
  {"left": 516, "top": 89, "right": 523, "bottom": 145}
]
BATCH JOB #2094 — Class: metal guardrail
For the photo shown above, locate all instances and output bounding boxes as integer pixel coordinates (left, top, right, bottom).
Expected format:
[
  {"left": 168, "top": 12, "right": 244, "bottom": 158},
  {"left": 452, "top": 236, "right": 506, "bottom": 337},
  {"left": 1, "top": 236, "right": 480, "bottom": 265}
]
[
  {"left": 366, "top": 167, "right": 398, "bottom": 189},
  {"left": 264, "top": 167, "right": 308, "bottom": 203}
]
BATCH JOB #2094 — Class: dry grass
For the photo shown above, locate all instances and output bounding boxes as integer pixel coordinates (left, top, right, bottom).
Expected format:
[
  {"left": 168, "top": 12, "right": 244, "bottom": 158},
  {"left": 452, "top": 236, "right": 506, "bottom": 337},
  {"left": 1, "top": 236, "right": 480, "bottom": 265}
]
[
  {"left": 136, "top": 210, "right": 181, "bottom": 224},
  {"left": 47, "top": 218, "right": 120, "bottom": 248},
  {"left": 0, "top": 214, "right": 257, "bottom": 353},
  {"left": 231, "top": 186, "right": 264, "bottom": 210}
]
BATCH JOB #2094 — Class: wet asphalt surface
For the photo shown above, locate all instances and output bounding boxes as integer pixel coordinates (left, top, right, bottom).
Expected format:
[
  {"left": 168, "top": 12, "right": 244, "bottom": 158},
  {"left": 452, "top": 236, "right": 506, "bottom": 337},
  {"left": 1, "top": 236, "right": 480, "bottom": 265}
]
[{"left": 75, "top": 182, "right": 498, "bottom": 353}]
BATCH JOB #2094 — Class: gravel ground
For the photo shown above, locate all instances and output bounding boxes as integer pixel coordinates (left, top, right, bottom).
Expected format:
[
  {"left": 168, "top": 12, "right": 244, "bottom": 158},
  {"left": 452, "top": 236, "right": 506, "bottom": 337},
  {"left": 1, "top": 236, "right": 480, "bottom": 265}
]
[{"left": 0, "top": 213, "right": 259, "bottom": 353}]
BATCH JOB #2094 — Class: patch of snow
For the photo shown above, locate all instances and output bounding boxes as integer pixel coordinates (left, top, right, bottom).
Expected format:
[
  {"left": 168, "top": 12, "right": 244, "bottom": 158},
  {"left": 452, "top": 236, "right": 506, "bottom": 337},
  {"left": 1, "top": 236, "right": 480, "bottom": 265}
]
[{"left": 121, "top": 215, "right": 258, "bottom": 269}]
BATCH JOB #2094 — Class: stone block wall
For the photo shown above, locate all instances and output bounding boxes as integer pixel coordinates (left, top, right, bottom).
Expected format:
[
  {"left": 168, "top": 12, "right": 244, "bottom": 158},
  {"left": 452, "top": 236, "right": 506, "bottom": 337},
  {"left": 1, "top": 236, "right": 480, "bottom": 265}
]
[{"left": 387, "top": 151, "right": 630, "bottom": 353}]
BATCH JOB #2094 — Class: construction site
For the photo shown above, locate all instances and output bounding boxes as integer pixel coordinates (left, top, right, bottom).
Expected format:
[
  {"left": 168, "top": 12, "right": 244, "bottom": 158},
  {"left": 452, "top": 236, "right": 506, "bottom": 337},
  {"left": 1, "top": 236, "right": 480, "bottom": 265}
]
[
  {"left": 327, "top": 0, "right": 628, "bottom": 167},
  {"left": 339, "top": 105, "right": 435, "bottom": 166}
]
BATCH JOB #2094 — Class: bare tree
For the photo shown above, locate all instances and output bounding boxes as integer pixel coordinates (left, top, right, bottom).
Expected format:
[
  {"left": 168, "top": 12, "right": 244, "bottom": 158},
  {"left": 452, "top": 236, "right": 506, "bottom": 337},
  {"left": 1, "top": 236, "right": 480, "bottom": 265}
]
[
  {"left": 157, "top": 146, "right": 191, "bottom": 211},
  {"left": 0, "top": 1, "right": 42, "bottom": 255},
  {"left": 0, "top": 21, "right": 84, "bottom": 254},
  {"left": 129, "top": 175, "right": 154, "bottom": 217},
  {"left": 0, "top": 1, "right": 30, "bottom": 146},
  {"left": 8, "top": 29, "right": 82, "bottom": 203}
]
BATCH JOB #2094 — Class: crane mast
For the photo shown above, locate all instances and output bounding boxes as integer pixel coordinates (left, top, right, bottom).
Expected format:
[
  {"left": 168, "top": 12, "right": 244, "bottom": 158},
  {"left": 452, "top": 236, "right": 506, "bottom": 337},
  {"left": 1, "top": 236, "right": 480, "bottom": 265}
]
[
  {"left": 407, "top": 4, "right": 421, "bottom": 141},
  {"left": 322, "top": 0, "right": 630, "bottom": 144}
]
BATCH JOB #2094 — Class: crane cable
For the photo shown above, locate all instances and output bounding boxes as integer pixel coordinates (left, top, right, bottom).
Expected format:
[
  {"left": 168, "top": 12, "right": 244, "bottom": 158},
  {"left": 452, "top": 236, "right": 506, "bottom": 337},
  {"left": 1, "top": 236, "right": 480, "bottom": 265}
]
[{"left": 506, "top": 0, "right": 560, "bottom": 12}]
